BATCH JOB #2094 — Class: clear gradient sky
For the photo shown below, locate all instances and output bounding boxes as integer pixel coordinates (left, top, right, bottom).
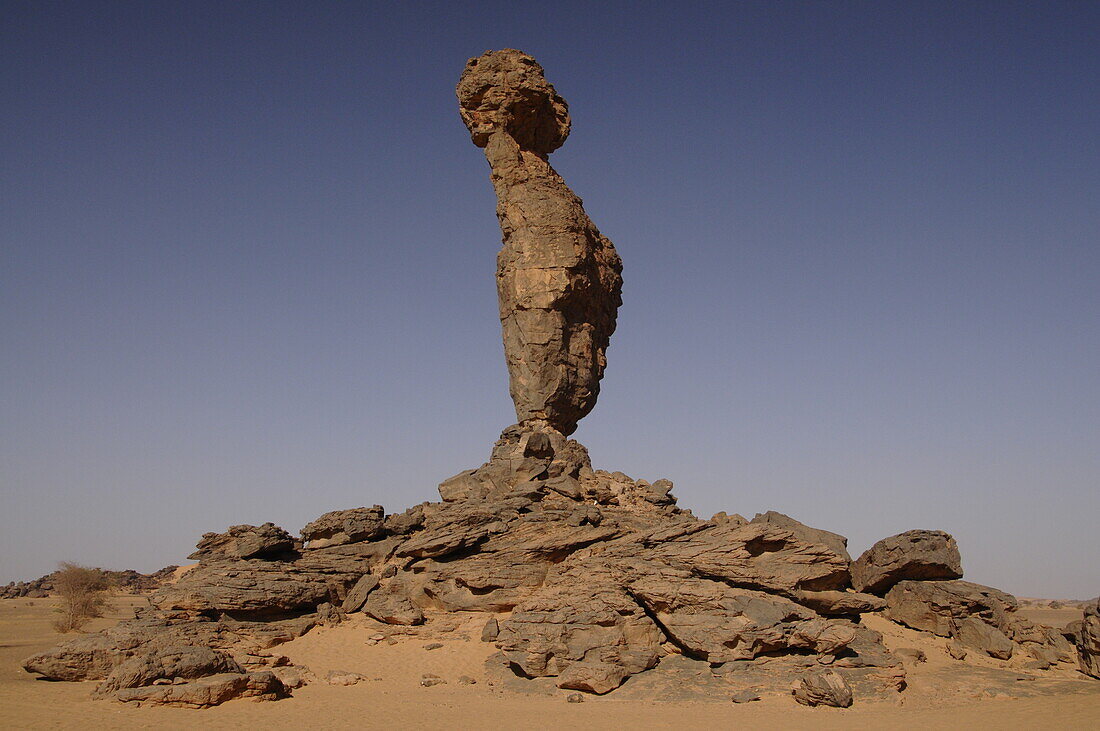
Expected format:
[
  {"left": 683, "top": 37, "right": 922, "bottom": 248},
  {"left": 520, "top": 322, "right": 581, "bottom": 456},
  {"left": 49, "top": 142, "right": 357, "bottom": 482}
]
[{"left": 2, "top": 1, "right": 1097, "bottom": 598}]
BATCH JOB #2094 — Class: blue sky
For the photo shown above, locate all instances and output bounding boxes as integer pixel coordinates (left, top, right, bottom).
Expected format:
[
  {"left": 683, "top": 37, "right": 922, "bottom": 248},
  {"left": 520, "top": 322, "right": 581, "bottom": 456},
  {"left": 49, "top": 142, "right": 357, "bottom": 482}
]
[{"left": 2, "top": 1, "right": 1097, "bottom": 597}]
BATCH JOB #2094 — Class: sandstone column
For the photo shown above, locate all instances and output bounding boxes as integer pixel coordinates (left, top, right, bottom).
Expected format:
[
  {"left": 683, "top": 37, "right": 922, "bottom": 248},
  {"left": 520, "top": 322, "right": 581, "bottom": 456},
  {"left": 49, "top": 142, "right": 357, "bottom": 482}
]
[{"left": 457, "top": 49, "right": 623, "bottom": 436}]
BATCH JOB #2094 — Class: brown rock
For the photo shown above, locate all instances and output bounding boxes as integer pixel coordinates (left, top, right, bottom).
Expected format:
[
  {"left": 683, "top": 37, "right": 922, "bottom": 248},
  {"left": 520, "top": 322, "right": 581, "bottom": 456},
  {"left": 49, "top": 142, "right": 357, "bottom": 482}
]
[
  {"left": 495, "top": 575, "right": 661, "bottom": 684},
  {"left": 788, "top": 589, "right": 886, "bottom": 617},
  {"left": 952, "top": 616, "right": 1014, "bottom": 659},
  {"left": 1077, "top": 597, "right": 1100, "bottom": 678},
  {"left": 884, "top": 580, "right": 1016, "bottom": 637},
  {"left": 93, "top": 646, "right": 242, "bottom": 697},
  {"left": 628, "top": 574, "right": 858, "bottom": 663},
  {"left": 341, "top": 574, "right": 380, "bottom": 613},
  {"left": 851, "top": 530, "right": 963, "bottom": 595},
  {"left": 556, "top": 661, "right": 627, "bottom": 694},
  {"left": 638, "top": 520, "right": 851, "bottom": 593},
  {"left": 362, "top": 577, "right": 425, "bottom": 626},
  {"left": 457, "top": 49, "right": 622, "bottom": 436},
  {"left": 114, "top": 671, "right": 285, "bottom": 707},
  {"left": 792, "top": 669, "right": 853, "bottom": 707},
  {"left": 188, "top": 523, "right": 296, "bottom": 561},
  {"left": 301, "top": 506, "right": 386, "bottom": 548}
]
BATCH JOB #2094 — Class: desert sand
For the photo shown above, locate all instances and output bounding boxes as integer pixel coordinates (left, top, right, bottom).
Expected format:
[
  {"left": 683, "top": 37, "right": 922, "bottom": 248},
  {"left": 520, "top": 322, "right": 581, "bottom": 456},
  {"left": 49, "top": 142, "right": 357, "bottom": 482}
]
[{"left": 2, "top": 595, "right": 1097, "bottom": 730}]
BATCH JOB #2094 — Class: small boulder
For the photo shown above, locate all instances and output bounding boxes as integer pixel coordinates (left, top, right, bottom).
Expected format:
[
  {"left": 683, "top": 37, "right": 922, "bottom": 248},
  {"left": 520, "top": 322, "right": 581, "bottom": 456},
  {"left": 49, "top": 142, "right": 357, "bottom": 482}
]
[
  {"left": 481, "top": 617, "right": 499, "bottom": 642},
  {"left": 792, "top": 669, "right": 853, "bottom": 708},
  {"left": 556, "top": 661, "right": 627, "bottom": 695},
  {"left": 946, "top": 640, "right": 968, "bottom": 660},
  {"left": 851, "top": 530, "right": 963, "bottom": 595}
]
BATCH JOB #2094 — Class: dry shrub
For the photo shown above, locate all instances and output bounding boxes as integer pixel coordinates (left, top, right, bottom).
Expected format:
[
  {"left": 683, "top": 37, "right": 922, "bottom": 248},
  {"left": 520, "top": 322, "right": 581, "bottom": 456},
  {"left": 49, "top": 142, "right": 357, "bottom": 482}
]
[{"left": 51, "top": 562, "right": 113, "bottom": 633}]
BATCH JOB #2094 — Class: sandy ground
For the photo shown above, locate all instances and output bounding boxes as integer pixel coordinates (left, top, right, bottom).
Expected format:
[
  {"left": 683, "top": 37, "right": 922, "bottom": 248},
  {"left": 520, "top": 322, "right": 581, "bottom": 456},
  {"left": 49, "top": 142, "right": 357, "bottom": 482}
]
[{"left": 1, "top": 596, "right": 1097, "bottom": 730}]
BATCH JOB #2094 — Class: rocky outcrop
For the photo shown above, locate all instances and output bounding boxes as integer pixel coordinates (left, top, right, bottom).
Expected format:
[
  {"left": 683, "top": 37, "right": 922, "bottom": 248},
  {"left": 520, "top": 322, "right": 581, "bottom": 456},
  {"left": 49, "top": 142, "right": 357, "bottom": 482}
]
[
  {"left": 851, "top": 530, "right": 963, "bottom": 595},
  {"left": 457, "top": 49, "right": 622, "bottom": 436},
  {"left": 1, "top": 565, "right": 178, "bottom": 599}
]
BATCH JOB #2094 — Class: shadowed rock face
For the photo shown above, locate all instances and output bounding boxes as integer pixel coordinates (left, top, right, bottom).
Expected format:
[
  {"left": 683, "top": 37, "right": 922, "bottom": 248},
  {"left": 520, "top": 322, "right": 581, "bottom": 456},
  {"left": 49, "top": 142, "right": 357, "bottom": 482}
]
[{"left": 457, "top": 49, "right": 623, "bottom": 436}]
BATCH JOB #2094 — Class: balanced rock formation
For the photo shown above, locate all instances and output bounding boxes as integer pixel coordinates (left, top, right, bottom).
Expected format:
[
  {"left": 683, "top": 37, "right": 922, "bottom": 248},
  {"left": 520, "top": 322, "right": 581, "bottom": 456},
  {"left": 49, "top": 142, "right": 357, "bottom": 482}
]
[
  {"left": 20, "top": 50, "right": 1095, "bottom": 710},
  {"left": 457, "top": 48, "right": 623, "bottom": 436}
]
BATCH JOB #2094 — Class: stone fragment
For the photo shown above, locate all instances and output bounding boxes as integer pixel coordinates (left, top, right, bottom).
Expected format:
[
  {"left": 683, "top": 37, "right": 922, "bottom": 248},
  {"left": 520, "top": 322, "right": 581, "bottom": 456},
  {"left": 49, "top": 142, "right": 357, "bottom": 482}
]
[
  {"left": 301, "top": 507, "right": 386, "bottom": 548},
  {"left": 420, "top": 674, "right": 447, "bottom": 687},
  {"left": 946, "top": 640, "right": 968, "bottom": 660},
  {"left": 458, "top": 675, "right": 477, "bottom": 684},
  {"left": 894, "top": 647, "right": 927, "bottom": 664},
  {"left": 482, "top": 617, "right": 500, "bottom": 642},
  {"left": 851, "top": 530, "right": 963, "bottom": 595},
  {"left": 792, "top": 669, "right": 853, "bottom": 707},
  {"left": 639, "top": 520, "right": 851, "bottom": 593},
  {"left": 730, "top": 690, "right": 761, "bottom": 703},
  {"left": 326, "top": 670, "right": 365, "bottom": 686},
  {"left": 188, "top": 523, "right": 296, "bottom": 561},
  {"left": 952, "top": 617, "right": 1013, "bottom": 659},
  {"left": 383, "top": 504, "right": 426, "bottom": 536},
  {"left": 425, "top": 643, "right": 443, "bottom": 651},
  {"left": 341, "top": 574, "right": 380, "bottom": 613},
  {"left": 457, "top": 49, "right": 622, "bottom": 436},
  {"left": 566, "top": 692, "right": 584, "bottom": 703}
]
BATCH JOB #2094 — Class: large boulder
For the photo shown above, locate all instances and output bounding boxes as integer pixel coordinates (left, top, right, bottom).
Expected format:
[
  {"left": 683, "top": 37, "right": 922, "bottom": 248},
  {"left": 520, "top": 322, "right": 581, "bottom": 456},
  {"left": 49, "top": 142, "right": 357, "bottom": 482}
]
[{"left": 851, "top": 530, "right": 962, "bottom": 595}]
